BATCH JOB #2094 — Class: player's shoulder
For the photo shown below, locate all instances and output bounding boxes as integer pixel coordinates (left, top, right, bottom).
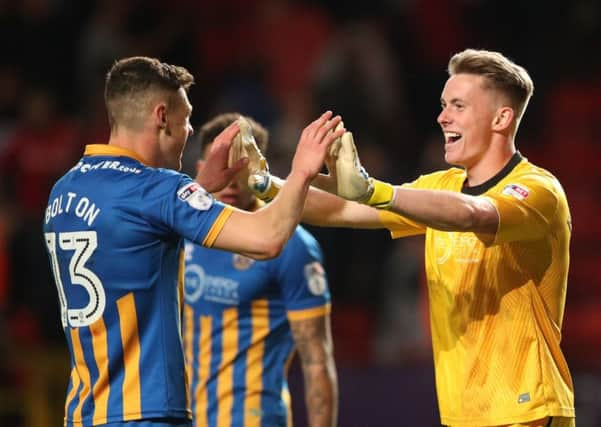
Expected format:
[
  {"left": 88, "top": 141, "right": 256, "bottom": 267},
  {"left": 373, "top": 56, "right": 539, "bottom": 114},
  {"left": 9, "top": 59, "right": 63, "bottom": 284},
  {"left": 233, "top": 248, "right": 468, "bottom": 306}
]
[
  {"left": 291, "top": 225, "right": 320, "bottom": 246},
  {"left": 151, "top": 167, "right": 189, "bottom": 182},
  {"left": 409, "top": 167, "right": 466, "bottom": 189},
  {"left": 509, "top": 157, "right": 566, "bottom": 195},
  {"left": 143, "top": 167, "right": 196, "bottom": 194},
  {"left": 283, "top": 225, "right": 323, "bottom": 259}
]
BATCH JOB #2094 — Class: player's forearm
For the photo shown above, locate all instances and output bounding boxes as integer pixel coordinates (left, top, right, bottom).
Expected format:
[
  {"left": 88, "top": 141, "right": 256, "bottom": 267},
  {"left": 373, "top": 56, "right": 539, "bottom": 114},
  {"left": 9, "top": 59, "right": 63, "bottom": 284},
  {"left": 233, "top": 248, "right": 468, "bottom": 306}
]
[
  {"left": 390, "top": 187, "right": 498, "bottom": 234},
  {"left": 291, "top": 316, "right": 338, "bottom": 427},
  {"left": 256, "top": 170, "right": 312, "bottom": 254},
  {"left": 302, "top": 359, "right": 338, "bottom": 427},
  {"left": 301, "top": 186, "right": 346, "bottom": 226},
  {"left": 213, "top": 171, "right": 313, "bottom": 259},
  {"left": 302, "top": 186, "right": 383, "bottom": 229}
]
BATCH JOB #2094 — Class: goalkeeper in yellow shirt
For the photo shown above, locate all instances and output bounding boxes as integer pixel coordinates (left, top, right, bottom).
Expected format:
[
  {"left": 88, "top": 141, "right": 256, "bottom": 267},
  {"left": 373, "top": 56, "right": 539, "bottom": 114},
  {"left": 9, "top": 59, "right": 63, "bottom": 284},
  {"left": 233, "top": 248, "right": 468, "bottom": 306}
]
[{"left": 237, "top": 49, "right": 575, "bottom": 427}]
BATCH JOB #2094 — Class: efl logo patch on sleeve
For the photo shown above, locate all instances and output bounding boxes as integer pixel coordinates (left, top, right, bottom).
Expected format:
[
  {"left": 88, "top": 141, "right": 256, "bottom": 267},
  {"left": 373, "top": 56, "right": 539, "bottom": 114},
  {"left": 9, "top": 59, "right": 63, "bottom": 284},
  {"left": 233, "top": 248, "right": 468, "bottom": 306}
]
[
  {"left": 177, "top": 182, "right": 213, "bottom": 211},
  {"left": 502, "top": 184, "right": 530, "bottom": 200},
  {"left": 304, "top": 262, "right": 327, "bottom": 296}
]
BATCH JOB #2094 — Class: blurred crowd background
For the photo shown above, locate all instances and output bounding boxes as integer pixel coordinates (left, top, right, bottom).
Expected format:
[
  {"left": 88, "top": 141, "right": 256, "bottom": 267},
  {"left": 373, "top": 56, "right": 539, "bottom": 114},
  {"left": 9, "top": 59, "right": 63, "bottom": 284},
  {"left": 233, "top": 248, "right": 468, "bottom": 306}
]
[{"left": 1, "top": 0, "right": 600, "bottom": 425}]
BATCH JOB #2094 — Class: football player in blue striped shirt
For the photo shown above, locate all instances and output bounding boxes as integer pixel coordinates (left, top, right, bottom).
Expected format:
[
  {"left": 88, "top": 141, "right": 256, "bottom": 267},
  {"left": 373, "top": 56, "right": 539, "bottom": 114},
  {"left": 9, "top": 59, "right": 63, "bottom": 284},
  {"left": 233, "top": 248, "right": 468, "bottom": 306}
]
[
  {"left": 183, "top": 114, "right": 338, "bottom": 427},
  {"left": 42, "top": 57, "right": 344, "bottom": 427}
]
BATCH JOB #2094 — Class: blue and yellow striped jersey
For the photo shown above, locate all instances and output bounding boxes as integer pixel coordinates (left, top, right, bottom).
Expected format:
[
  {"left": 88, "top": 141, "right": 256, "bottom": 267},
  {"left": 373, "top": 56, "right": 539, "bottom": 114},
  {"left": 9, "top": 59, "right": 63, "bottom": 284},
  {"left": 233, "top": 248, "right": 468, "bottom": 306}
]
[
  {"left": 183, "top": 226, "right": 330, "bottom": 427},
  {"left": 43, "top": 144, "right": 232, "bottom": 426}
]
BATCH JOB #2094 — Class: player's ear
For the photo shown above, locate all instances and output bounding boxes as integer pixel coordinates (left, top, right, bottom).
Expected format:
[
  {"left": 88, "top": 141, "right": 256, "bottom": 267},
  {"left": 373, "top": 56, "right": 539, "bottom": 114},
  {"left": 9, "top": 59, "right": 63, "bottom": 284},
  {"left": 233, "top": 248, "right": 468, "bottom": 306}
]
[
  {"left": 154, "top": 103, "right": 168, "bottom": 130},
  {"left": 492, "top": 106, "right": 514, "bottom": 132}
]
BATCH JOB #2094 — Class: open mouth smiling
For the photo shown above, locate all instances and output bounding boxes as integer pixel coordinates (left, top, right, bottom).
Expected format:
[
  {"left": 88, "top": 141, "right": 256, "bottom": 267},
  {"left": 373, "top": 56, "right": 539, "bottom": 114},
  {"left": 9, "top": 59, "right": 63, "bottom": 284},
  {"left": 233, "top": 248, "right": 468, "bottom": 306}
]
[{"left": 445, "top": 132, "right": 462, "bottom": 144}]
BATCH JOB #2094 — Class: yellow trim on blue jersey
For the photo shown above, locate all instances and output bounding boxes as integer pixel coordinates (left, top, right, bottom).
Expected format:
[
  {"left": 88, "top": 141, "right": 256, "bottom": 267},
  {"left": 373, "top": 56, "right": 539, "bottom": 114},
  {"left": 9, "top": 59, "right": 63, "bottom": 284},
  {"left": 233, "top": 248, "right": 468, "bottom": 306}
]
[
  {"left": 178, "top": 250, "right": 191, "bottom": 413},
  {"left": 282, "top": 387, "right": 292, "bottom": 427},
  {"left": 283, "top": 352, "right": 295, "bottom": 427},
  {"left": 193, "top": 315, "right": 212, "bottom": 427},
  {"left": 202, "top": 206, "right": 234, "bottom": 248},
  {"left": 65, "top": 365, "right": 80, "bottom": 423},
  {"left": 184, "top": 306, "right": 194, "bottom": 395},
  {"left": 286, "top": 303, "right": 331, "bottom": 321},
  {"left": 84, "top": 144, "right": 148, "bottom": 165},
  {"left": 90, "top": 319, "right": 110, "bottom": 425},
  {"left": 70, "top": 328, "right": 90, "bottom": 424},
  {"left": 116, "top": 293, "right": 142, "bottom": 419},
  {"left": 178, "top": 249, "right": 185, "bottom": 316},
  {"left": 244, "top": 300, "right": 269, "bottom": 425},
  {"left": 217, "top": 308, "right": 239, "bottom": 427}
]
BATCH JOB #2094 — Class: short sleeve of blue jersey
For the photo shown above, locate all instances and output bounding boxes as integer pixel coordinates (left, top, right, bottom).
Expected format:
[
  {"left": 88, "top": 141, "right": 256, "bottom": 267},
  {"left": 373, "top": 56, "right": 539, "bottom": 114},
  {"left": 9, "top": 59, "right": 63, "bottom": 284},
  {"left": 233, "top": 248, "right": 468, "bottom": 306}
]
[
  {"left": 139, "top": 169, "right": 227, "bottom": 244},
  {"left": 274, "top": 226, "right": 331, "bottom": 313}
]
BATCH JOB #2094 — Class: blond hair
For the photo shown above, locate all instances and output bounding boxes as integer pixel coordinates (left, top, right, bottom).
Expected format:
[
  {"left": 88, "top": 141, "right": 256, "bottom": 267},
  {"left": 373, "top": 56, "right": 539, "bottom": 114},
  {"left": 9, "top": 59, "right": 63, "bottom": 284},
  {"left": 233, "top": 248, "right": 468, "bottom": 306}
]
[{"left": 448, "top": 49, "right": 534, "bottom": 123}]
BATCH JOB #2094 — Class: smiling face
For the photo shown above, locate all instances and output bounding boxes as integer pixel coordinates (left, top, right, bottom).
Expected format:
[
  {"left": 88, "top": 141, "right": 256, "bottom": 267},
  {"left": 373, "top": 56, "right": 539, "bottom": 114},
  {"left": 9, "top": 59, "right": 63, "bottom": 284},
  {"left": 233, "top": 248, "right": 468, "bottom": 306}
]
[
  {"left": 437, "top": 74, "right": 500, "bottom": 170},
  {"left": 158, "top": 88, "right": 194, "bottom": 170}
]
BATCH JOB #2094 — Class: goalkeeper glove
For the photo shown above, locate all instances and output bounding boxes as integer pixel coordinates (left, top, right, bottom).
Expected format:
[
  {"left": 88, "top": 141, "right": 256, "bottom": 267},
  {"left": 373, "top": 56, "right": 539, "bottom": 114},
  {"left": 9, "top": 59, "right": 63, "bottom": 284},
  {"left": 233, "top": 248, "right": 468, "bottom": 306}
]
[
  {"left": 248, "top": 173, "right": 283, "bottom": 203},
  {"left": 229, "top": 116, "right": 268, "bottom": 173},
  {"left": 333, "top": 131, "right": 395, "bottom": 209},
  {"left": 230, "top": 116, "right": 281, "bottom": 202}
]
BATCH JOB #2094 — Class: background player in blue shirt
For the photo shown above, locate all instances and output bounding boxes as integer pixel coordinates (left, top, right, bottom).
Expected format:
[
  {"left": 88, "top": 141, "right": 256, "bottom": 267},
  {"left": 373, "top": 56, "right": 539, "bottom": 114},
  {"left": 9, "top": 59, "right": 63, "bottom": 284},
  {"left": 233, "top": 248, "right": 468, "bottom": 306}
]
[
  {"left": 183, "top": 113, "right": 338, "bottom": 427},
  {"left": 42, "top": 56, "right": 344, "bottom": 427}
]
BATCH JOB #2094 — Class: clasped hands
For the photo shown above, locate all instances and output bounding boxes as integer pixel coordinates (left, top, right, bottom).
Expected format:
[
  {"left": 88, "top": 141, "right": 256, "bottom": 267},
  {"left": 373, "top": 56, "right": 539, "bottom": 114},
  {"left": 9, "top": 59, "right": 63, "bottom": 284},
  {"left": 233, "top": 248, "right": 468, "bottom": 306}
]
[{"left": 230, "top": 116, "right": 395, "bottom": 209}]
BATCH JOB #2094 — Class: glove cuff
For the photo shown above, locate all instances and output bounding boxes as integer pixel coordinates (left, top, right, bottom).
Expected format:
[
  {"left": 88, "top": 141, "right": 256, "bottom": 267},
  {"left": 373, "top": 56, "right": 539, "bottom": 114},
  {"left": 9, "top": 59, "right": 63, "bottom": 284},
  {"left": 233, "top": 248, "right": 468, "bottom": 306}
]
[
  {"left": 364, "top": 178, "right": 395, "bottom": 209},
  {"left": 249, "top": 174, "right": 282, "bottom": 203}
]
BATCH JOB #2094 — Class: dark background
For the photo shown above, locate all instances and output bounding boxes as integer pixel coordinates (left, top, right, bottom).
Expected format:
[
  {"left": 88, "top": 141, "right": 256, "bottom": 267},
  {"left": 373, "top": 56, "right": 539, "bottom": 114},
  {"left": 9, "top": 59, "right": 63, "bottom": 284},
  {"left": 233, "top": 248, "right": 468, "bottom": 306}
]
[{"left": 1, "top": 0, "right": 600, "bottom": 425}]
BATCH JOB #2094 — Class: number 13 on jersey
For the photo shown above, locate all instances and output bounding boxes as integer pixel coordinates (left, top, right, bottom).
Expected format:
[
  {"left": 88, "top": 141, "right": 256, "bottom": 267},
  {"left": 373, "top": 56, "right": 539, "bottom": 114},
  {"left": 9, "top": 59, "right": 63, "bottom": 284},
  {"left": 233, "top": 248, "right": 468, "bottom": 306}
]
[{"left": 45, "top": 231, "right": 106, "bottom": 328}]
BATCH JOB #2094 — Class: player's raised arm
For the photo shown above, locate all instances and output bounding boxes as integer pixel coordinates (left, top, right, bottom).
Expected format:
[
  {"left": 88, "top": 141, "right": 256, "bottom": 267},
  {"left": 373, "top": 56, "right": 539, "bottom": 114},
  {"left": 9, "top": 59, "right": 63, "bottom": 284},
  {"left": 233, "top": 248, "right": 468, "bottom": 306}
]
[
  {"left": 325, "top": 129, "right": 499, "bottom": 236},
  {"left": 211, "top": 111, "right": 345, "bottom": 259}
]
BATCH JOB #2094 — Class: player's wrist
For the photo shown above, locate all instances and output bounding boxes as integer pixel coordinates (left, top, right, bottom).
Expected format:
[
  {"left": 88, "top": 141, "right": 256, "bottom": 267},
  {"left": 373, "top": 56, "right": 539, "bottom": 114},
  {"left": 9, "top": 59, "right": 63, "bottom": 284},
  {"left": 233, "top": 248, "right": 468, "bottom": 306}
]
[
  {"left": 361, "top": 178, "right": 395, "bottom": 209},
  {"left": 288, "top": 169, "right": 315, "bottom": 185},
  {"left": 248, "top": 173, "right": 283, "bottom": 203}
]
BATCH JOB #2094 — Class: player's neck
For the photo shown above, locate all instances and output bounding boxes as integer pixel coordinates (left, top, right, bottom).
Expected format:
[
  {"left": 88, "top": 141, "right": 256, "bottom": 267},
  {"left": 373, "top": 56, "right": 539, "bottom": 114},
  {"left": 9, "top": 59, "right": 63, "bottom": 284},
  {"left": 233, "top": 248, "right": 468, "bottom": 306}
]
[
  {"left": 108, "top": 127, "right": 158, "bottom": 167},
  {"left": 465, "top": 140, "right": 516, "bottom": 187}
]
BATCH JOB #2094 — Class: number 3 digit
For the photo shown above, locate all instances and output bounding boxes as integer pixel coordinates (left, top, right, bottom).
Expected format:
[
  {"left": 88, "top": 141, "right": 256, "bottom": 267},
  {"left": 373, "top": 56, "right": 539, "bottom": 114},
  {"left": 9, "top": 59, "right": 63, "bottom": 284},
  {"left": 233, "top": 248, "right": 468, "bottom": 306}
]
[{"left": 45, "top": 231, "right": 106, "bottom": 328}]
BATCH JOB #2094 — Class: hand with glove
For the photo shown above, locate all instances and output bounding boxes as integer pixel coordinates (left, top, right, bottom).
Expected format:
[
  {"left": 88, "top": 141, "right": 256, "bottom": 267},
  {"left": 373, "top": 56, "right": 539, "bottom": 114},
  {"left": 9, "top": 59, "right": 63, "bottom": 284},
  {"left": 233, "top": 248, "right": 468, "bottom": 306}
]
[
  {"left": 233, "top": 117, "right": 395, "bottom": 209},
  {"left": 239, "top": 120, "right": 344, "bottom": 203},
  {"left": 319, "top": 127, "right": 396, "bottom": 209},
  {"left": 195, "top": 120, "right": 249, "bottom": 193},
  {"left": 229, "top": 116, "right": 281, "bottom": 202}
]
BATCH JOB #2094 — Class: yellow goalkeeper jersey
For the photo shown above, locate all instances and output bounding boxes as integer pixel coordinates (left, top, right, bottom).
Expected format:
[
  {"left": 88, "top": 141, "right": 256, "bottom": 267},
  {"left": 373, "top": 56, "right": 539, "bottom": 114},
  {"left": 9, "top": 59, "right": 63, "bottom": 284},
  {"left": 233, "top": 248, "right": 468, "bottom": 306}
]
[{"left": 379, "top": 153, "right": 574, "bottom": 426}]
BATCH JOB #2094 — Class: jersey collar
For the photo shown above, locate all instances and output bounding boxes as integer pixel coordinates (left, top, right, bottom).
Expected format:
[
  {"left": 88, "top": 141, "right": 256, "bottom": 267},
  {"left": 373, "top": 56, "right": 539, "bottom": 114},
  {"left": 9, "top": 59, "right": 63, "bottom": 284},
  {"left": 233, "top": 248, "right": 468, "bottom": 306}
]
[
  {"left": 461, "top": 151, "right": 524, "bottom": 196},
  {"left": 84, "top": 144, "right": 148, "bottom": 165}
]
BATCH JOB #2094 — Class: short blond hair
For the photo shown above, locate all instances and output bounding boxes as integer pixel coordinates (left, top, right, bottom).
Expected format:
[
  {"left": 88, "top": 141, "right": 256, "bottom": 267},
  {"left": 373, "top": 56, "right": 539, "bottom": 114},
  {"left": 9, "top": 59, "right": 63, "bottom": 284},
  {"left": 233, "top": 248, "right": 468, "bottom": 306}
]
[{"left": 448, "top": 49, "right": 534, "bottom": 123}]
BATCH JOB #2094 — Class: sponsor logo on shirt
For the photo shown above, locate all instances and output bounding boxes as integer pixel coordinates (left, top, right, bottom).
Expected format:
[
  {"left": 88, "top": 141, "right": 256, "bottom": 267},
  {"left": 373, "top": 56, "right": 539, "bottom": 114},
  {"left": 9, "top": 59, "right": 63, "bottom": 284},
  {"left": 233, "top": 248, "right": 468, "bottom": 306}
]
[
  {"left": 184, "top": 264, "right": 239, "bottom": 305},
  {"left": 502, "top": 183, "right": 530, "bottom": 200},
  {"left": 177, "top": 182, "right": 213, "bottom": 211},
  {"left": 434, "top": 232, "right": 483, "bottom": 264},
  {"left": 72, "top": 160, "right": 142, "bottom": 174},
  {"left": 304, "top": 262, "right": 327, "bottom": 296},
  {"left": 517, "top": 392, "right": 531, "bottom": 403}
]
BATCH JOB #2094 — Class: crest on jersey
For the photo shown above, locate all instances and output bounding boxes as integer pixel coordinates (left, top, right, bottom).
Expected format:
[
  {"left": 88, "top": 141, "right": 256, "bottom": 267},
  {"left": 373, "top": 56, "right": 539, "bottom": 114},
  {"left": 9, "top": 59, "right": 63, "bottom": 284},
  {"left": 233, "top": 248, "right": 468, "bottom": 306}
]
[
  {"left": 502, "top": 183, "right": 530, "bottom": 200},
  {"left": 177, "top": 182, "right": 213, "bottom": 211},
  {"left": 304, "top": 261, "right": 327, "bottom": 296},
  {"left": 233, "top": 254, "right": 254, "bottom": 270}
]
